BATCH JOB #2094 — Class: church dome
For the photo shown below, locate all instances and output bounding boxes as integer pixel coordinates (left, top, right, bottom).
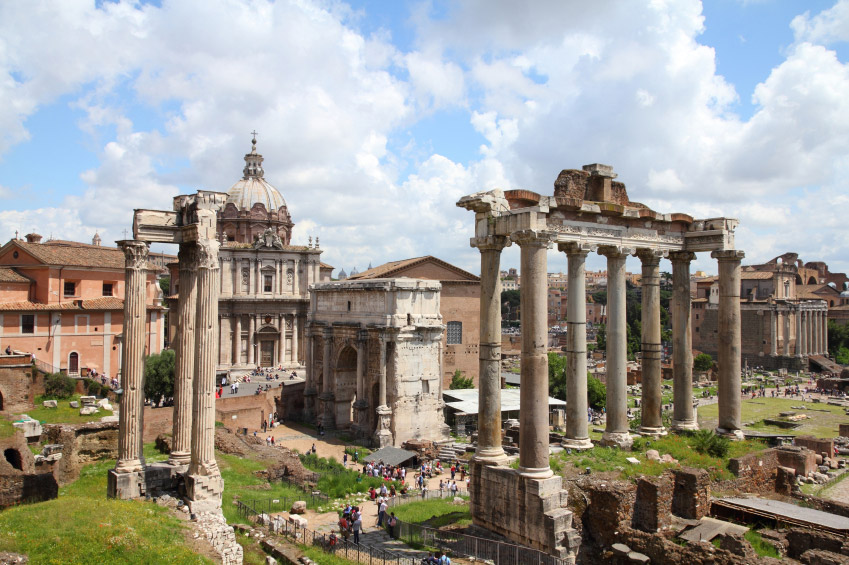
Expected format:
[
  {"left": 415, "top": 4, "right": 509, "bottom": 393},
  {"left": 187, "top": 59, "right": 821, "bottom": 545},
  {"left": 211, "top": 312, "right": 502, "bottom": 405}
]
[{"left": 225, "top": 135, "right": 287, "bottom": 212}]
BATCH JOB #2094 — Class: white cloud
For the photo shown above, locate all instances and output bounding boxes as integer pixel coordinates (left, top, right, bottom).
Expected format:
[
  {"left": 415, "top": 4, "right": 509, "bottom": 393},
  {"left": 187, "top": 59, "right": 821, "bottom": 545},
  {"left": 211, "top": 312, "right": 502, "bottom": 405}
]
[{"left": 791, "top": 0, "right": 849, "bottom": 45}]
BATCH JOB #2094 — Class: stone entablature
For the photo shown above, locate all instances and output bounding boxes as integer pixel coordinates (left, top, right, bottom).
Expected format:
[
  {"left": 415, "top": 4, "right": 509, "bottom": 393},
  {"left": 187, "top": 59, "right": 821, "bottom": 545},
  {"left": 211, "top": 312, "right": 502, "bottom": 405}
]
[{"left": 304, "top": 279, "right": 448, "bottom": 447}]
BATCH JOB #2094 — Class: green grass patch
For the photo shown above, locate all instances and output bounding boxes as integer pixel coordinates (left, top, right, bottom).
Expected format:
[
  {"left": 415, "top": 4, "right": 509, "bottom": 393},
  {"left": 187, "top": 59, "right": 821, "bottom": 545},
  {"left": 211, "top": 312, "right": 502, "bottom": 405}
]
[
  {"left": 389, "top": 497, "right": 471, "bottom": 527},
  {"left": 698, "top": 397, "right": 847, "bottom": 438},
  {"left": 300, "top": 544, "right": 359, "bottom": 565},
  {"left": 0, "top": 417, "right": 16, "bottom": 439},
  {"left": 0, "top": 496, "right": 210, "bottom": 564},
  {"left": 300, "top": 453, "right": 400, "bottom": 499},
  {"left": 19, "top": 395, "right": 114, "bottom": 425},
  {"left": 745, "top": 529, "right": 780, "bottom": 558}
]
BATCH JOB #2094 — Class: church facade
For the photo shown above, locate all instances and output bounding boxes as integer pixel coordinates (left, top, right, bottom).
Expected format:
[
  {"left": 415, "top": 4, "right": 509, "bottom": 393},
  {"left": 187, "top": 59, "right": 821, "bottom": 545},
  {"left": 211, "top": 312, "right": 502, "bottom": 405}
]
[{"left": 168, "top": 136, "right": 332, "bottom": 370}]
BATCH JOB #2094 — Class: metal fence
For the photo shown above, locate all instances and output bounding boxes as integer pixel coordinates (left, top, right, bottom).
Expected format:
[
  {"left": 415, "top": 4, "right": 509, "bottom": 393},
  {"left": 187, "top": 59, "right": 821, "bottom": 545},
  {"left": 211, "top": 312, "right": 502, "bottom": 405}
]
[
  {"left": 384, "top": 487, "right": 468, "bottom": 508},
  {"left": 237, "top": 500, "right": 420, "bottom": 565},
  {"left": 386, "top": 517, "right": 569, "bottom": 565},
  {"left": 235, "top": 492, "right": 328, "bottom": 520}
]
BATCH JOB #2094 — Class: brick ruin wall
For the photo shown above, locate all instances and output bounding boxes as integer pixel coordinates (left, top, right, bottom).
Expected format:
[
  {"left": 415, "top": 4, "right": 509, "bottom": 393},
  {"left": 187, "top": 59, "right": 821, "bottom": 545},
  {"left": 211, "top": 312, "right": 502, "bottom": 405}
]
[
  {"left": 0, "top": 432, "right": 57, "bottom": 509},
  {"left": 728, "top": 449, "right": 779, "bottom": 493},
  {"left": 841, "top": 423, "right": 849, "bottom": 438},
  {"left": 632, "top": 475, "right": 672, "bottom": 532},
  {"left": 0, "top": 363, "right": 37, "bottom": 413},
  {"left": 42, "top": 421, "right": 119, "bottom": 486},
  {"left": 793, "top": 435, "right": 834, "bottom": 457}
]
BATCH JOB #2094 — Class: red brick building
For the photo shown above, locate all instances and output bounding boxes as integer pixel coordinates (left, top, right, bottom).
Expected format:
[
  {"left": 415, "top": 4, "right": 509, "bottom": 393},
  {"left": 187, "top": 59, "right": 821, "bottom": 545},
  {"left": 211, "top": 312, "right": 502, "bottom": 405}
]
[{"left": 0, "top": 234, "right": 165, "bottom": 377}]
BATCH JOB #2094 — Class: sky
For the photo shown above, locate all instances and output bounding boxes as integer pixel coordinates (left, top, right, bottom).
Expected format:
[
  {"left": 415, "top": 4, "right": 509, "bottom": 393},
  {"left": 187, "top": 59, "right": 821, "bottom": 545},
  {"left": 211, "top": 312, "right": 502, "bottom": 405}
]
[{"left": 0, "top": 0, "right": 848, "bottom": 278}]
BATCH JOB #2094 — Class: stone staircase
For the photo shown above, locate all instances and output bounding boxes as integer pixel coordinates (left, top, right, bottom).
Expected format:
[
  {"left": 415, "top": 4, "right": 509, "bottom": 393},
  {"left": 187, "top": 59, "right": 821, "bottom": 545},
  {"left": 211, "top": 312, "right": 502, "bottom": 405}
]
[
  {"left": 357, "top": 527, "right": 430, "bottom": 562},
  {"left": 436, "top": 442, "right": 466, "bottom": 462}
]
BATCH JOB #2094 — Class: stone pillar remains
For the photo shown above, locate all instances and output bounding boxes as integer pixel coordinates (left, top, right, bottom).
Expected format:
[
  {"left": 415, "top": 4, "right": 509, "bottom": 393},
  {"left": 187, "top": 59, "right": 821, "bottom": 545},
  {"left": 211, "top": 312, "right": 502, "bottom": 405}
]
[
  {"left": 823, "top": 310, "right": 829, "bottom": 355},
  {"left": 815, "top": 310, "right": 822, "bottom": 354},
  {"left": 515, "top": 231, "right": 554, "bottom": 477},
  {"left": 247, "top": 315, "right": 255, "bottom": 365},
  {"left": 108, "top": 240, "right": 149, "bottom": 498},
  {"left": 320, "top": 327, "right": 336, "bottom": 429},
  {"left": 473, "top": 235, "right": 510, "bottom": 465},
  {"left": 278, "top": 314, "right": 286, "bottom": 366},
  {"left": 353, "top": 329, "right": 369, "bottom": 437},
  {"left": 303, "top": 328, "right": 316, "bottom": 421},
  {"left": 806, "top": 309, "right": 813, "bottom": 356},
  {"left": 169, "top": 243, "right": 197, "bottom": 466},
  {"left": 559, "top": 242, "right": 593, "bottom": 451},
  {"left": 713, "top": 249, "right": 745, "bottom": 440},
  {"left": 291, "top": 314, "right": 299, "bottom": 364},
  {"left": 374, "top": 334, "right": 393, "bottom": 447},
  {"left": 783, "top": 312, "right": 791, "bottom": 356},
  {"left": 670, "top": 251, "right": 698, "bottom": 432},
  {"left": 186, "top": 238, "right": 224, "bottom": 510},
  {"left": 233, "top": 315, "right": 241, "bottom": 365},
  {"left": 770, "top": 308, "right": 778, "bottom": 356},
  {"left": 638, "top": 249, "right": 665, "bottom": 437},
  {"left": 796, "top": 306, "right": 803, "bottom": 357},
  {"left": 600, "top": 247, "right": 633, "bottom": 448}
]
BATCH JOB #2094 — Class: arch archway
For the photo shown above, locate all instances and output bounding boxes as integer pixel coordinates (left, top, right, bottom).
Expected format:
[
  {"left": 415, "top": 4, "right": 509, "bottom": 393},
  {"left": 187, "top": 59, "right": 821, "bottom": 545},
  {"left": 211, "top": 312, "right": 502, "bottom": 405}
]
[
  {"left": 68, "top": 352, "right": 79, "bottom": 375},
  {"left": 808, "top": 276, "right": 818, "bottom": 285},
  {"left": 0, "top": 389, "right": 4, "bottom": 412},
  {"left": 4, "top": 448, "right": 22, "bottom": 471},
  {"left": 334, "top": 346, "right": 358, "bottom": 429},
  {"left": 795, "top": 274, "right": 803, "bottom": 285}
]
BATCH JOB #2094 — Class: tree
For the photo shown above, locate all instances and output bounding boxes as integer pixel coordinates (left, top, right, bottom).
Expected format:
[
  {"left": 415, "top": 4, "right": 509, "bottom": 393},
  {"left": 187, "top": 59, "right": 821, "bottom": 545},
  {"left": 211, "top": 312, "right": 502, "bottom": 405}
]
[
  {"left": 596, "top": 323, "right": 606, "bottom": 351},
  {"left": 448, "top": 370, "right": 474, "bottom": 390},
  {"left": 693, "top": 353, "right": 714, "bottom": 372},
  {"left": 548, "top": 352, "right": 568, "bottom": 401},
  {"left": 144, "top": 349, "right": 175, "bottom": 404},
  {"left": 587, "top": 375, "right": 606, "bottom": 410},
  {"left": 44, "top": 372, "right": 76, "bottom": 399},
  {"left": 501, "top": 289, "right": 520, "bottom": 317},
  {"left": 158, "top": 276, "right": 170, "bottom": 296}
]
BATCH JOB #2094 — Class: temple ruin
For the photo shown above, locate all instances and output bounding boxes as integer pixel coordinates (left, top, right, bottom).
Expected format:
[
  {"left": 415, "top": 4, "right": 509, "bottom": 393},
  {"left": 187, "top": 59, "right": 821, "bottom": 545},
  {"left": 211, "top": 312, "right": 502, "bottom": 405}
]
[{"left": 458, "top": 164, "right": 745, "bottom": 560}]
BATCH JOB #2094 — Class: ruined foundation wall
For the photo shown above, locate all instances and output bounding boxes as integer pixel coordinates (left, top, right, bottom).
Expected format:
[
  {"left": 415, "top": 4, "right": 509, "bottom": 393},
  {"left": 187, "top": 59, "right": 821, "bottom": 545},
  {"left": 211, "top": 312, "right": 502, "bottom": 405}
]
[{"left": 42, "top": 421, "right": 119, "bottom": 485}]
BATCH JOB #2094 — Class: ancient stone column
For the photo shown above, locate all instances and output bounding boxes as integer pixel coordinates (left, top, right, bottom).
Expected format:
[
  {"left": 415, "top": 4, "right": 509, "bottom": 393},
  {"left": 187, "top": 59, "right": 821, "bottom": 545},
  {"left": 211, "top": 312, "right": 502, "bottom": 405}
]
[
  {"left": 374, "top": 334, "right": 393, "bottom": 447},
  {"left": 514, "top": 231, "right": 554, "bottom": 477},
  {"left": 278, "top": 314, "right": 286, "bottom": 366},
  {"left": 169, "top": 243, "right": 197, "bottom": 466},
  {"left": 247, "top": 315, "right": 255, "bottom": 365},
  {"left": 187, "top": 238, "right": 224, "bottom": 509},
  {"left": 814, "top": 310, "right": 822, "bottom": 354},
  {"left": 353, "top": 329, "right": 369, "bottom": 436},
  {"left": 320, "top": 327, "right": 336, "bottom": 429},
  {"left": 303, "top": 327, "right": 316, "bottom": 422},
  {"left": 558, "top": 242, "right": 593, "bottom": 450},
  {"left": 293, "top": 259, "right": 300, "bottom": 295},
  {"left": 670, "top": 251, "right": 698, "bottom": 432},
  {"left": 473, "top": 235, "right": 510, "bottom": 465},
  {"left": 783, "top": 311, "right": 791, "bottom": 356},
  {"left": 114, "top": 240, "right": 149, "bottom": 474},
  {"left": 233, "top": 315, "right": 242, "bottom": 365},
  {"left": 638, "top": 249, "right": 665, "bottom": 437},
  {"left": 600, "top": 247, "right": 633, "bottom": 447},
  {"left": 291, "top": 315, "right": 299, "bottom": 364},
  {"left": 800, "top": 309, "right": 808, "bottom": 356},
  {"left": 796, "top": 306, "right": 803, "bottom": 357},
  {"left": 770, "top": 309, "right": 778, "bottom": 356},
  {"left": 712, "top": 249, "right": 745, "bottom": 440}
]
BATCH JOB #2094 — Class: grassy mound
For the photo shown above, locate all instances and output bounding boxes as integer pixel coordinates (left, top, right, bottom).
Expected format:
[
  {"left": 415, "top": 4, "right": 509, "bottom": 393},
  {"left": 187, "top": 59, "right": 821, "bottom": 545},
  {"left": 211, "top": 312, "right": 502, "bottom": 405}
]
[{"left": 390, "top": 498, "right": 471, "bottom": 528}]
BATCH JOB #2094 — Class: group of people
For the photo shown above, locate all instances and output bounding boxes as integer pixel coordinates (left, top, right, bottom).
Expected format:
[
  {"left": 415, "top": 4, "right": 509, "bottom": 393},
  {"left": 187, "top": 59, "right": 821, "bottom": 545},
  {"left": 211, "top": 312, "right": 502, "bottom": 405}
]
[
  {"left": 363, "top": 460, "right": 407, "bottom": 482},
  {"left": 422, "top": 552, "right": 452, "bottom": 564},
  {"left": 337, "top": 504, "right": 364, "bottom": 544}
]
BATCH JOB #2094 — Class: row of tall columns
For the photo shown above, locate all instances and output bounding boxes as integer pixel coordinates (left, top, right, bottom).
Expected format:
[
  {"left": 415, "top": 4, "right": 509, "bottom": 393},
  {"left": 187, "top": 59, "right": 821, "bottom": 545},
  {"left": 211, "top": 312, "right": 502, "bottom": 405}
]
[
  {"left": 714, "top": 250, "right": 745, "bottom": 439},
  {"left": 638, "top": 250, "right": 665, "bottom": 436},
  {"left": 229, "top": 257, "right": 302, "bottom": 296},
  {"left": 562, "top": 244, "right": 593, "bottom": 450},
  {"left": 772, "top": 307, "right": 828, "bottom": 358},
  {"left": 229, "top": 313, "right": 300, "bottom": 366},
  {"left": 472, "top": 237, "right": 509, "bottom": 466},
  {"left": 114, "top": 240, "right": 150, "bottom": 473}
]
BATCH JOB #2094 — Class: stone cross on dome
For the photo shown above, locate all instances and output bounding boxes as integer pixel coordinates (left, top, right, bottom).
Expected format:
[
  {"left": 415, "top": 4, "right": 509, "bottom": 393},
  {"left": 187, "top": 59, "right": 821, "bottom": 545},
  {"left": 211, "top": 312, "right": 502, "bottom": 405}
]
[{"left": 243, "top": 131, "right": 265, "bottom": 178}]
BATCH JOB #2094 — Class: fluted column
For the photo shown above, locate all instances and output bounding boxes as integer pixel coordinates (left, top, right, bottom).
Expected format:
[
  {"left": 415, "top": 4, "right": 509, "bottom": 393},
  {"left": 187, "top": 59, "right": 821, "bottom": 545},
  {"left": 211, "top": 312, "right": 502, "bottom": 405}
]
[
  {"left": 561, "top": 242, "right": 593, "bottom": 450},
  {"left": 783, "top": 312, "right": 790, "bottom": 356},
  {"left": 713, "top": 249, "right": 744, "bottom": 440},
  {"left": 800, "top": 309, "right": 808, "bottom": 356},
  {"left": 247, "top": 315, "right": 255, "bottom": 365},
  {"left": 638, "top": 249, "right": 665, "bottom": 437},
  {"left": 114, "top": 240, "right": 149, "bottom": 473},
  {"left": 187, "top": 238, "right": 223, "bottom": 507},
  {"left": 473, "top": 235, "right": 510, "bottom": 465},
  {"left": 513, "top": 230, "right": 554, "bottom": 477},
  {"left": 169, "top": 243, "right": 197, "bottom": 466},
  {"left": 600, "top": 247, "right": 633, "bottom": 447},
  {"left": 670, "top": 251, "right": 698, "bottom": 432},
  {"left": 374, "top": 334, "right": 393, "bottom": 447},
  {"left": 320, "top": 327, "right": 336, "bottom": 429}
]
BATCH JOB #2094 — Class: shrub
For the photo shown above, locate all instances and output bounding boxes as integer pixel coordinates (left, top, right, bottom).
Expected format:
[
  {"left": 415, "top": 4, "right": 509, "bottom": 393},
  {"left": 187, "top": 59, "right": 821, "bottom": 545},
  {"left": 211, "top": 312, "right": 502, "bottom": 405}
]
[
  {"left": 448, "top": 370, "right": 474, "bottom": 390},
  {"left": 43, "top": 372, "right": 77, "bottom": 399},
  {"left": 691, "top": 429, "right": 730, "bottom": 458},
  {"left": 693, "top": 353, "right": 714, "bottom": 372}
]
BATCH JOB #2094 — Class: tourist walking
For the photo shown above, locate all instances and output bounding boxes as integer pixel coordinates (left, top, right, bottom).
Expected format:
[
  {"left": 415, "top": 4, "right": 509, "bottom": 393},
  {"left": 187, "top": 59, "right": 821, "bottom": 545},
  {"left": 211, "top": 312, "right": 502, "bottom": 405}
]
[
  {"left": 388, "top": 512, "right": 397, "bottom": 538},
  {"left": 377, "top": 498, "right": 388, "bottom": 527},
  {"left": 353, "top": 514, "right": 361, "bottom": 544}
]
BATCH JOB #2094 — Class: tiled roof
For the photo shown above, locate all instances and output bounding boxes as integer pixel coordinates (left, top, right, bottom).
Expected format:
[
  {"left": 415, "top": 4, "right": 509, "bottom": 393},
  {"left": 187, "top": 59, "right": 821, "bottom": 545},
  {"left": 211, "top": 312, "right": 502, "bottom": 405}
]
[
  {"left": 796, "top": 284, "right": 838, "bottom": 300},
  {"left": 8, "top": 240, "right": 126, "bottom": 269},
  {"left": 0, "top": 297, "right": 164, "bottom": 312},
  {"left": 347, "top": 256, "right": 479, "bottom": 282},
  {"left": 740, "top": 271, "right": 774, "bottom": 280},
  {"left": 319, "top": 262, "right": 334, "bottom": 269},
  {"left": 0, "top": 267, "right": 30, "bottom": 284}
]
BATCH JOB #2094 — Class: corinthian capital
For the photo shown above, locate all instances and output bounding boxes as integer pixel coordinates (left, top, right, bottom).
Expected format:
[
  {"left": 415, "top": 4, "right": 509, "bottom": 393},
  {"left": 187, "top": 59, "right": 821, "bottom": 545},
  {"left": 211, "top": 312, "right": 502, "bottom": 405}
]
[
  {"left": 177, "top": 244, "right": 198, "bottom": 271},
  {"left": 119, "top": 240, "right": 149, "bottom": 270},
  {"left": 195, "top": 239, "right": 220, "bottom": 269}
]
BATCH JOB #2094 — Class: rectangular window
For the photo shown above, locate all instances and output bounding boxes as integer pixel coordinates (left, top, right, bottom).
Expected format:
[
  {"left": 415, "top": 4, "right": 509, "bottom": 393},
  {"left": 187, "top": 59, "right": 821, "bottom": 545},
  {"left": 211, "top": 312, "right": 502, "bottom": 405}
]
[
  {"left": 264, "top": 275, "right": 273, "bottom": 293},
  {"left": 21, "top": 314, "right": 35, "bottom": 334},
  {"left": 446, "top": 321, "right": 462, "bottom": 345},
  {"left": 102, "top": 283, "right": 113, "bottom": 296},
  {"left": 64, "top": 281, "right": 76, "bottom": 297}
]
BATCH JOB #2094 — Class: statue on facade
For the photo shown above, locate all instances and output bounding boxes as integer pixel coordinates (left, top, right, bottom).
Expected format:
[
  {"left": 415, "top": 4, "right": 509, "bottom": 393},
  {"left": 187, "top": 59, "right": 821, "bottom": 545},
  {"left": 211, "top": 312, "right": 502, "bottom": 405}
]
[{"left": 254, "top": 227, "right": 284, "bottom": 250}]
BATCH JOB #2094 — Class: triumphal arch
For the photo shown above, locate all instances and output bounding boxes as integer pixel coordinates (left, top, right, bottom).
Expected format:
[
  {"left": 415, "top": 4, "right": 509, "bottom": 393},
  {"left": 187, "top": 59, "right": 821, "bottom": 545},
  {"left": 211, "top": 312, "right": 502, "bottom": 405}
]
[{"left": 458, "top": 164, "right": 744, "bottom": 560}]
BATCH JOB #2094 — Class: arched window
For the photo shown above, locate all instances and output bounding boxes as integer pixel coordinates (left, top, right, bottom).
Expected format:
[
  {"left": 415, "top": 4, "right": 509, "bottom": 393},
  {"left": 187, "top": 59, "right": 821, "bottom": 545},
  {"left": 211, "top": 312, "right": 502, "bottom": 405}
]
[{"left": 446, "top": 321, "right": 462, "bottom": 345}]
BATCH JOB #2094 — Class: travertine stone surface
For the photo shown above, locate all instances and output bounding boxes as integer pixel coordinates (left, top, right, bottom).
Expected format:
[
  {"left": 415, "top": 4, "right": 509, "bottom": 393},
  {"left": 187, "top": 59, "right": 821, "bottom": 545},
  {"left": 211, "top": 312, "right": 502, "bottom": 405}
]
[
  {"left": 562, "top": 243, "right": 593, "bottom": 451},
  {"left": 713, "top": 249, "right": 744, "bottom": 440},
  {"left": 473, "top": 236, "right": 510, "bottom": 465},
  {"left": 170, "top": 244, "right": 197, "bottom": 466},
  {"left": 601, "top": 247, "right": 632, "bottom": 448},
  {"left": 670, "top": 251, "right": 698, "bottom": 432},
  {"left": 515, "top": 231, "right": 555, "bottom": 477},
  {"left": 115, "top": 240, "right": 149, "bottom": 473},
  {"left": 638, "top": 249, "right": 665, "bottom": 437}
]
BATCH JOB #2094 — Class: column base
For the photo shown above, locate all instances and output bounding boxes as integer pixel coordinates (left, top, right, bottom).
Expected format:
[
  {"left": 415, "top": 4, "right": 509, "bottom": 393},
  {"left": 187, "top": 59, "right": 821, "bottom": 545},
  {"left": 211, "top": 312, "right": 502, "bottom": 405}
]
[
  {"left": 374, "top": 405, "right": 393, "bottom": 447},
  {"left": 560, "top": 437, "right": 594, "bottom": 451},
  {"left": 167, "top": 451, "right": 191, "bottom": 466},
  {"left": 714, "top": 427, "right": 745, "bottom": 441},
  {"left": 637, "top": 426, "right": 667, "bottom": 438},
  {"left": 185, "top": 471, "right": 224, "bottom": 509},
  {"left": 517, "top": 465, "right": 554, "bottom": 479},
  {"left": 473, "top": 446, "right": 510, "bottom": 466},
  {"left": 670, "top": 419, "right": 700, "bottom": 433},
  {"left": 107, "top": 468, "right": 144, "bottom": 499},
  {"left": 114, "top": 458, "right": 145, "bottom": 474},
  {"left": 600, "top": 431, "right": 633, "bottom": 449},
  {"left": 319, "top": 392, "right": 336, "bottom": 430}
]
